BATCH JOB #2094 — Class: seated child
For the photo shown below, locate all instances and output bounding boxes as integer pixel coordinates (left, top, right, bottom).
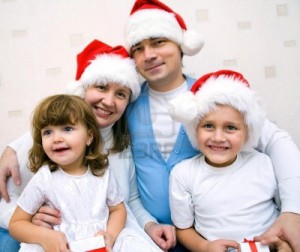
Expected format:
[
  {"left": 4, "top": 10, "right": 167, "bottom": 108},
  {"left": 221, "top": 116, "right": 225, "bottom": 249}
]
[{"left": 168, "top": 70, "right": 292, "bottom": 252}]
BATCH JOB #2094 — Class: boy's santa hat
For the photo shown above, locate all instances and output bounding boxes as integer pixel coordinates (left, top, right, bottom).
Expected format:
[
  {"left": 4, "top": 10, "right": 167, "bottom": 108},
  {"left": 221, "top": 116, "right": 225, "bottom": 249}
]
[
  {"left": 169, "top": 70, "right": 266, "bottom": 150},
  {"left": 66, "top": 39, "right": 140, "bottom": 101},
  {"left": 124, "top": 0, "right": 204, "bottom": 56}
]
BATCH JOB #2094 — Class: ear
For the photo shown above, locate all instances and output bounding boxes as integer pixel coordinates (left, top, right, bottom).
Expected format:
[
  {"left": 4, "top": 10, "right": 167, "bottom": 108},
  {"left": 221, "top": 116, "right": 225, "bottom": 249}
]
[{"left": 87, "top": 130, "right": 93, "bottom": 146}]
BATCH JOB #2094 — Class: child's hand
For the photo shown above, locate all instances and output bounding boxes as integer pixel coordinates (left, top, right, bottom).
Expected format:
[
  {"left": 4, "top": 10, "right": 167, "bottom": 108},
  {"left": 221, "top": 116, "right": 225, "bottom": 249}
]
[
  {"left": 95, "top": 230, "right": 113, "bottom": 252},
  {"left": 41, "top": 229, "right": 70, "bottom": 252},
  {"left": 206, "top": 239, "right": 239, "bottom": 252}
]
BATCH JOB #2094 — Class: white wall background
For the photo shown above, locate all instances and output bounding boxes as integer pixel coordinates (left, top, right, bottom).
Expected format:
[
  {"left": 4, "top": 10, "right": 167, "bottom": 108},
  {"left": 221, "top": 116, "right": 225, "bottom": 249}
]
[{"left": 0, "top": 0, "right": 299, "bottom": 154}]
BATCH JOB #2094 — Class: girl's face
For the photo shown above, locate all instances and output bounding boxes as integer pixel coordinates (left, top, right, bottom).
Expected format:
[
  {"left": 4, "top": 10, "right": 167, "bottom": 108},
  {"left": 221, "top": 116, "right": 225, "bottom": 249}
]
[
  {"left": 84, "top": 83, "right": 131, "bottom": 128},
  {"left": 196, "top": 105, "right": 248, "bottom": 167},
  {"left": 41, "top": 122, "right": 93, "bottom": 174}
]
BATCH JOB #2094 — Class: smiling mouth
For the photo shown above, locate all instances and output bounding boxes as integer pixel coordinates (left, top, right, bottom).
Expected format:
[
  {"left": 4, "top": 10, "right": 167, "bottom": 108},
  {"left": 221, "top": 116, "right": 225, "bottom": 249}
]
[
  {"left": 145, "top": 63, "right": 163, "bottom": 71},
  {"left": 208, "top": 145, "right": 229, "bottom": 151},
  {"left": 94, "top": 106, "right": 112, "bottom": 116},
  {"left": 54, "top": 147, "right": 69, "bottom": 152}
]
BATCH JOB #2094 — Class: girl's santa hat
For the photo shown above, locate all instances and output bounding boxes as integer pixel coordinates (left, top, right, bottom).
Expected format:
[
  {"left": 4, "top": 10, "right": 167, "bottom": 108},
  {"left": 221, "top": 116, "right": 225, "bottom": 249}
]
[
  {"left": 169, "top": 70, "right": 266, "bottom": 150},
  {"left": 66, "top": 39, "right": 140, "bottom": 101},
  {"left": 124, "top": 0, "right": 204, "bottom": 56}
]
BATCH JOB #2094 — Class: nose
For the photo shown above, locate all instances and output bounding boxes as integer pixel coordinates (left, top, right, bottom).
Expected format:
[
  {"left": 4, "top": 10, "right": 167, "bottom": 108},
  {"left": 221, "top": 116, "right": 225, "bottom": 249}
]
[
  {"left": 102, "top": 91, "right": 115, "bottom": 107},
  {"left": 212, "top": 129, "right": 226, "bottom": 142},
  {"left": 52, "top": 131, "right": 63, "bottom": 143},
  {"left": 143, "top": 46, "right": 156, "bottom": 61}
]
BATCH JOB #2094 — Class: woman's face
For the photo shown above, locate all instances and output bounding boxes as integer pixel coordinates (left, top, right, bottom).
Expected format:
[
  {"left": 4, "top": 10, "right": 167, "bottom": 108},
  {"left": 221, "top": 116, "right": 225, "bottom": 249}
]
[{"left": 84, "top": 83, "right": 131, "bottom": 128}]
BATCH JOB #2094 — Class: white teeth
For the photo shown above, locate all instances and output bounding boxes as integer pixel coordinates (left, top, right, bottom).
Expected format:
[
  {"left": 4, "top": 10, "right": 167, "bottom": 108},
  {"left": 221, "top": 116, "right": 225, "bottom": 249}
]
[
  {"left": 210, "top": 146, "right": 226, "bottom": 151},
  {"left": 96, "top": 107, "right": 111, "bottom": 115}
]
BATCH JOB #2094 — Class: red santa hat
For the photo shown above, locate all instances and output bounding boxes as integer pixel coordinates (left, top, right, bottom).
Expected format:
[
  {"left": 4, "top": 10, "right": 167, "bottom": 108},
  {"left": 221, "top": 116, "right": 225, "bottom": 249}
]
[
  {"left": 124, "top": 0, "right": 204, "bottom": 56},
  {"left": 169, "top": 70, "right": 266, "bottom": 150},
  {"left": 66, "top": 39, "right": 140, "bottom": 101}
]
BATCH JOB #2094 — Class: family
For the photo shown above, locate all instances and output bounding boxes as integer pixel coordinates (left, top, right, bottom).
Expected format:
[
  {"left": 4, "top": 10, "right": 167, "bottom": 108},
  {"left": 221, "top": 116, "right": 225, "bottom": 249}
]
[{"left": 1, "top": 0, "right": 300, "bottom": 251}]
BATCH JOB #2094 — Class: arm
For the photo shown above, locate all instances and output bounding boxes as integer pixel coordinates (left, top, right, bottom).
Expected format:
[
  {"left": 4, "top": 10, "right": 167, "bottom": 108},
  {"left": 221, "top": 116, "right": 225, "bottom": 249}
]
[
  {"left": 0, "top": 132, "right": 32, "bottom": 202},
  {"left": 256, "top": 120, "right": 300, "bottom": 251},
  {"left": 9, "top": 206, "right": 69, "bottom": 251},
  {"left": 176, "top": 227, "right": 239, "bottom": 252},
  {"left": 126, "top": 151, "right": 176, "bottom": 250},
  {"left": 106, "top": 202, "right": 126, "bottom": 247},
  {"left": 256, "top": 119, "right": 300, "bottom": 213}
]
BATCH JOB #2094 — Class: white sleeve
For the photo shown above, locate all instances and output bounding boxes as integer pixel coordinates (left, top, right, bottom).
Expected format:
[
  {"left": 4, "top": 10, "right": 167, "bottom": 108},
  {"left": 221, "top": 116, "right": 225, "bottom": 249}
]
[
  {"left": 17, "top": 169, "right": 47, "bottom": 215},
  {"left": 0, "top": 132, "right": 34, "bottom": 229},
  {"left": 127, "top": 151, "right": 157, "bottom": 229},
  {"left": 169, "top": 164, "right": 194, "bottom": 229},
  {"left": 256, "top": 119, "right": 300, "bottom": 213}
]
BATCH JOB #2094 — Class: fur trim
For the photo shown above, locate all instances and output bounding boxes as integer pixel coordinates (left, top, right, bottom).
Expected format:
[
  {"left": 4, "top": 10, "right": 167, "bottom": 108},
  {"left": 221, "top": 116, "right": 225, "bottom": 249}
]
[
  {"left": 79, "top": 54, "right": 140, "bottom": 101},
  {"left": 125, "top": 9, "right": 182, "bottom": 51},
  {"left": 125, "top": 9, "right": 204, "bottom": 56}
]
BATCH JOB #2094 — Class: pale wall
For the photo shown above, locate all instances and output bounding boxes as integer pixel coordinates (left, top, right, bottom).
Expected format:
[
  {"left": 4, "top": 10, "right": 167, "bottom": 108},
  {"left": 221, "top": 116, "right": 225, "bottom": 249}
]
[{"left": 0, "top": 0, "right": 299, "bottom": 153}]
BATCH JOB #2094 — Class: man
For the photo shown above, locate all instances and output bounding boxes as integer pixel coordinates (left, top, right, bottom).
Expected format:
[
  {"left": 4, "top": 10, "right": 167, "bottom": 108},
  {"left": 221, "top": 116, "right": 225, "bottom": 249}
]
[{"left": 124, "top": 0, "right": 300, "bottom": 251}]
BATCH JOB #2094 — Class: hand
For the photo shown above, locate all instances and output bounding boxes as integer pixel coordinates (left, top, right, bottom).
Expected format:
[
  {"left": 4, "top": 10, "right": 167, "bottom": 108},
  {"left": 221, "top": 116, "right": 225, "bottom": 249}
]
[
  {"left": 206, "top": 239, "right": 239, "bottom": 252},
  {"left": 144, "top": 222, "right": 176, "bottom": 251},
  {"left": 254, "top": 212, "right": 300, "bottom": 252},
  {"left": 0, "top": 147, "right": 21, "bottom": 202},
  {"left": 32, "top": 205, "right": 61, "bottom": 229},
  {"left": 266, "top": 236, "right": 293, "bottom": 252},
  {"left": 95, "top": 230, "right": 113, "bottom": 252},
  {"left": 41, "top": 229, "right": 70, "bottom": 252}
]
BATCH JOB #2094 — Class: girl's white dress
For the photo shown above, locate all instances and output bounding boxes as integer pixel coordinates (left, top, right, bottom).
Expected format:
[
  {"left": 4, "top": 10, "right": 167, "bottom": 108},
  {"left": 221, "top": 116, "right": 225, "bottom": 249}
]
[{"left": 18, "top": 166, "right": 161, "bottom": 252}]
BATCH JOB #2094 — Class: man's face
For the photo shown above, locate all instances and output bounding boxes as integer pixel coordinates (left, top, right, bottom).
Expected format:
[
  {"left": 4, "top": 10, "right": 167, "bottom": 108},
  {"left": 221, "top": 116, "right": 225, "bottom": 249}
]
[{"left": 131, "top": 38, "right": 183, "bottom": 91}]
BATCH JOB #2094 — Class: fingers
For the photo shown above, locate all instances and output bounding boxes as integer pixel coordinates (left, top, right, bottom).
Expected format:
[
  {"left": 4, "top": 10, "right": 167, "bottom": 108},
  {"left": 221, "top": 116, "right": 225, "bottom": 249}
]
[
  {"left": 0, "top": 147, "right": 21, "bottom": 202},
  {"left": 32, "top": 206, "right": 61, "bottom": 228},
  {"left": 0, "top": 178, "right": 9, "bottom": 202},
  {"left": 163, "top": 225, "right": 176, "bottom": 249}
]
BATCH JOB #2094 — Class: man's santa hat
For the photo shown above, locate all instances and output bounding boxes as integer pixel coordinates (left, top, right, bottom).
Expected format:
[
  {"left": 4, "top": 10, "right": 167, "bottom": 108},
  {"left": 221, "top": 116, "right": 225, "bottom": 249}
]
[
  {"left": 66, "top": 39, "right": 140, "bottom": 101},
  {"left": 169, "top": 70, "right": 266, "bottom": 150},
  {"left": 124, "top": 0, "right": 204, "bottom": 56}
]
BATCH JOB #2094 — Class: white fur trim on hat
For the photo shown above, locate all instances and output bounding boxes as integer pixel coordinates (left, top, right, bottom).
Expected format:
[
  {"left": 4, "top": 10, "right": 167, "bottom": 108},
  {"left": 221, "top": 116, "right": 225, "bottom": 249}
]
[
  {"left": 169, "top": 76, "right": 266, "bottom": 151},
  {"left": 68, "top": 54, "right": 140, "bottom": 102},
  {"left": 125, "top": 9, "right": 204, "bottom": 56}
]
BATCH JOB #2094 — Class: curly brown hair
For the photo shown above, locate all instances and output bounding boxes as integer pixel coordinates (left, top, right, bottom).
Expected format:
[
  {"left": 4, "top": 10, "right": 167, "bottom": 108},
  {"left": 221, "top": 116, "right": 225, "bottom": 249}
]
[{"left": 28, "top": 94, "right": 108, "bottom": 176}]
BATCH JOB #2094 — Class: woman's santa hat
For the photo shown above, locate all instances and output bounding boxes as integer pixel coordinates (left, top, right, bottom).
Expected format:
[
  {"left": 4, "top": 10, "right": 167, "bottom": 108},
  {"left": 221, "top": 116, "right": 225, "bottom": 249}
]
[
  {"left": 169, "top": 70, "right": 266, "bottom": 150},
  {"left": 66, "top": 39, "right": 140, "bottom": 101},
  {"left": 124, "top": 0, "right": 204, "bottom": 56}
]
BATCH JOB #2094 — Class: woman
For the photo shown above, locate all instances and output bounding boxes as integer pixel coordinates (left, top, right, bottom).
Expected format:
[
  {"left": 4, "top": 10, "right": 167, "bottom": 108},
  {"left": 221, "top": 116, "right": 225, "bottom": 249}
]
[{"left": 0, "top": 40, "right": 164, "bottom": 252}]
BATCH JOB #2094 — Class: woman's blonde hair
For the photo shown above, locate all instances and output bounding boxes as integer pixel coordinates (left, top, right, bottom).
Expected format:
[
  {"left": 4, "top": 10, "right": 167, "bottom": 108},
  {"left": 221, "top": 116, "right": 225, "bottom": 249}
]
[{"left": 28, "top": 94, "right": 108, "bottom": 176}]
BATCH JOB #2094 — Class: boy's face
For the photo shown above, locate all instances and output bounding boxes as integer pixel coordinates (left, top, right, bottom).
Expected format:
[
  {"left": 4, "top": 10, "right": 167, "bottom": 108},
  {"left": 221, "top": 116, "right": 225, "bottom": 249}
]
[{"left": 196, "top": 105, "right": 248, "bottom": 167}]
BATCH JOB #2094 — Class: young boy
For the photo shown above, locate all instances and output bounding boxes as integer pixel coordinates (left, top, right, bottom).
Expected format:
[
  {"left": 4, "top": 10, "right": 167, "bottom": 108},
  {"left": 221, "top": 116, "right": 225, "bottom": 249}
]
[{"left": 168, "top": 70, "right": 292, "bottom": 252}]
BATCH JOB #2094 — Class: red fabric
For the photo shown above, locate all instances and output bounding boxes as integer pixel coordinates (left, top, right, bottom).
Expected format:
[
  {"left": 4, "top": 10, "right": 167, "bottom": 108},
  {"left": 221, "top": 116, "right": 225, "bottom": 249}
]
[
  {"left": 190, "top": 69, "right": 250, "bottom": 94},
  {"left": 87, "top": 247, "right": 106, "bottom": 252},
  {"left": 243, "top": 239, "right": 258, "bottom": 252},
  {"left": 130, "top": 0, "right": 187, "bottom": 30},
  {"left": 75, "top": 40, "right": 129, "bottom": 80}
]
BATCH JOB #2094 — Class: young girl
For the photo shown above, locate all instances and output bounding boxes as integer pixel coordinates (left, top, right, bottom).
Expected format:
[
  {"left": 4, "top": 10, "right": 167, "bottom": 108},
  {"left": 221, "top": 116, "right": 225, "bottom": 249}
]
[
  {"left": 9, "top": 94, "right": 126, "bottom": 251},
  {"left": 168, "top": 70, "right": 292, "bottom": 252}
]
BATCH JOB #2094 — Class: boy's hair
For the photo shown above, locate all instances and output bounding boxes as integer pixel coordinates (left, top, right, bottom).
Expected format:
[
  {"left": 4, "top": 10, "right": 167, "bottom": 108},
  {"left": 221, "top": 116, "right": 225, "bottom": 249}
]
[
  {"left": 169, "top": 70, "right": 266, "bottom": 151},
  {"left": 28, "top": 94, "right": 108, "bottom": 176}
]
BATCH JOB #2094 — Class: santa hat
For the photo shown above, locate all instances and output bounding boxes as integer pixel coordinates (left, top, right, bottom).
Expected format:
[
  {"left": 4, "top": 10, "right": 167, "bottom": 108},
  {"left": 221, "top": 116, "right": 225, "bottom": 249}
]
[
  {"left": 66, "top": 39, "right": 140, "bottom": 101},
  {"left": 169, "top": 70, "right": 266, "bottom": 150},
  {"left": 124, "top": 0, "right": 204, "bottom": 56}
]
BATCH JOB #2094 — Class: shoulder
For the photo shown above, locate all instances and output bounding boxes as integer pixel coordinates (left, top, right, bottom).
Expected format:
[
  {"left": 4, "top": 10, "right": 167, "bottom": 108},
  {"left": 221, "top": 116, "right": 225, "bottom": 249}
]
[{"left": 172, "top": 154, "right": 202, "bottom": 176}]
